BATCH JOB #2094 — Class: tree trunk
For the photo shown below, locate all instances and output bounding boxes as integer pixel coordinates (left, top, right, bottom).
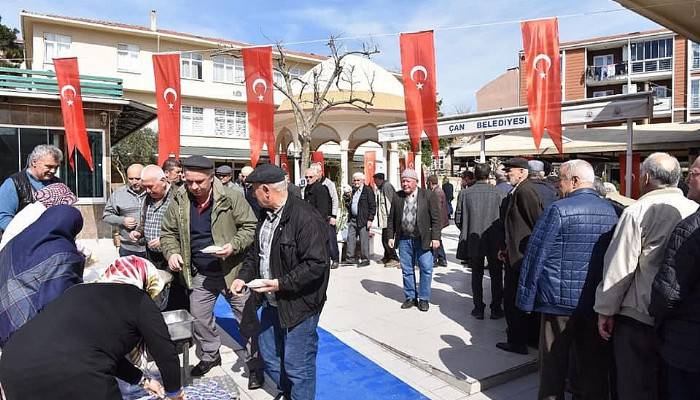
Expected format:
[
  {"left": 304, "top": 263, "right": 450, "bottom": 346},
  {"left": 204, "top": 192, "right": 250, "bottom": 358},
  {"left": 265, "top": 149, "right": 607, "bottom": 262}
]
[{"left": 301, "top": 137, "right": 311, "bottom": 171}]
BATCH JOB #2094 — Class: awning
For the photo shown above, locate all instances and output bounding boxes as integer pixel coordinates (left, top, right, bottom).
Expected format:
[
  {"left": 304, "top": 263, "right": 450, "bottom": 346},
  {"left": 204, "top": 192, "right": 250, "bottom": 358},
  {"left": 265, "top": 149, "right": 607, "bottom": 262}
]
[{"left": 614, "top": 0, "right": 700, "bottom": 44}]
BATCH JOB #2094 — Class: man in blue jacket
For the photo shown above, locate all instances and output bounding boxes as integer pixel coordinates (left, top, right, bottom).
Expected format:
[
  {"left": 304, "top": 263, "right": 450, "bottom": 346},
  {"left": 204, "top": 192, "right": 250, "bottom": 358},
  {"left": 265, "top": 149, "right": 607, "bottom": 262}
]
[{"left": 517, "top": 159, "right": 618, "bottom": 400}]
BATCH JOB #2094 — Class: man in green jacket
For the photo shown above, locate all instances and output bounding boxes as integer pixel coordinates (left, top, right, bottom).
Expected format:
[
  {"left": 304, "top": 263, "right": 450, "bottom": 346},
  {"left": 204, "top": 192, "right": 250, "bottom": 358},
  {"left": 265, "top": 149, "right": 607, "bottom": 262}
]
[{"left": 160, "top": 155, "right": 263, "bottom": 389}]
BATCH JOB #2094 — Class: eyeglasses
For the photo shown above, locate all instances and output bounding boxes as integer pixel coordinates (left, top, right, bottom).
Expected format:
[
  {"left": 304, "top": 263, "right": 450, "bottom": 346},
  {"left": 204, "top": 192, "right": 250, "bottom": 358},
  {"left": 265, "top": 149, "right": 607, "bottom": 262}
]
[
  {"left": 127, "top": 177, "right": 141, "bottom": 181},
  {"left": 305, "top": 176, "right": 314, "bottom": 179}
]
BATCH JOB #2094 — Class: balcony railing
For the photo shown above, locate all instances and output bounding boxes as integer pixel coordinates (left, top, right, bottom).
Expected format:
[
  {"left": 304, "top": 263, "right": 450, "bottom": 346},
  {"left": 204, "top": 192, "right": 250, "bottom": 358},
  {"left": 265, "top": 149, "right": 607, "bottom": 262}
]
[
  {"left": 0, "top": 67, "right": 123, "bottom": 98},
  {"left": 691, "top": 95, "right": 700, "bottom": 110},
  {"left": 586, "top": 63, "right": 628, "bottom": 82},
  {"left": 631, "top": 57, "right": 672, "bottom": 74},
  {"left": 653, "top": 96, "right": 671, "bottom": 112}
]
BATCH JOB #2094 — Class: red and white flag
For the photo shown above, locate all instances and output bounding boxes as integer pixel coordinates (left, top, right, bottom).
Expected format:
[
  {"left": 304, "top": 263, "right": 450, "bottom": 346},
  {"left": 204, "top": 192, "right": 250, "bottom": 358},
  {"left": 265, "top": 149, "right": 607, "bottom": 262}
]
[
  {"left": 54, "top": 57, "right": 93, "bottom": 171},
  {"left": 152, "top": 54, "right": 181, "bottom": 165},
  {"left": 364, "top": 151, "right": 376, "bottom": 187},
  {"left": 406, "top": 152, "right": 416, "bottom": 170},
  {"left": 279, "top": 153, "right": 290, "bottom": 176},
  {"left": 521, "top": 18, "right": 563, "bottom": 153},
  {"left": 312, "top": 151, "right": 325, "bottom": 175},
  {"left": 243, "top": 46, "right": 275, "bottom": 167},
  {"left": 400, "top": 30, "right": 439, "bottom": 158}
]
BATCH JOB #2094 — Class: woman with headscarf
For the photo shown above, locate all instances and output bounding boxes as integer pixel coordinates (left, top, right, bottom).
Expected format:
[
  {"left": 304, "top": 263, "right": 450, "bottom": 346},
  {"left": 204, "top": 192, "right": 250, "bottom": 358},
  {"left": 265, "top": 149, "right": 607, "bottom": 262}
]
[
  {"left": 0, "top": 256, "right": 185, "bottom": 400},
  {"left": 0, "top": 204, "right": 85, "bottom": 346}
]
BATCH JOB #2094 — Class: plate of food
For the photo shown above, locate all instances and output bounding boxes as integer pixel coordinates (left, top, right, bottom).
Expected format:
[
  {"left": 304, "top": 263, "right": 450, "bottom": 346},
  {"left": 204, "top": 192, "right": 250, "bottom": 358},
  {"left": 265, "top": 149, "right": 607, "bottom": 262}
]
[
  {"left": 245, "top": 279, "right": 268, "bottom": 289},
  {"left": 200, "top": 245, "right": 224, "bottom": 254}
]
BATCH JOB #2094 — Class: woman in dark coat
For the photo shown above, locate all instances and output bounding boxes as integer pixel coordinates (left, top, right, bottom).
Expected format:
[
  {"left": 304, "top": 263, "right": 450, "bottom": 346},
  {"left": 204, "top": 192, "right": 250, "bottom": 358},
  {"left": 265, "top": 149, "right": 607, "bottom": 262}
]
[
  {"left": 0, "top": 204, "right": 85, "bottom": 347},
  {"left": 0, "top": 256, "right": 184, "bottom": 400}
]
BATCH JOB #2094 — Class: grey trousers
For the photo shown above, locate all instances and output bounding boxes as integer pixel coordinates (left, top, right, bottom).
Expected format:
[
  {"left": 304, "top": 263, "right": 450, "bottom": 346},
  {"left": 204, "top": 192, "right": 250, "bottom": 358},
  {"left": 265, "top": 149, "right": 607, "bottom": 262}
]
[
  {"left": 346, "top": 219, "right": 369, "bottom": 261},
  {"left": 190, "top": 273, "right": 263, "bottom": 370}
]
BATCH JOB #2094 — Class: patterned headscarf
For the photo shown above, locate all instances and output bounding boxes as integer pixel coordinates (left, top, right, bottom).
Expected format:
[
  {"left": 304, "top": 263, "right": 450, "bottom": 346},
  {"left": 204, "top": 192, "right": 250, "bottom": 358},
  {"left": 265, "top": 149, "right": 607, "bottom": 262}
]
[
  {"left": 98, "top": 255, "right": 170, "bottom": 300},
  {"left": 34, "top": 183, "right": 78, "bottom": 208}
]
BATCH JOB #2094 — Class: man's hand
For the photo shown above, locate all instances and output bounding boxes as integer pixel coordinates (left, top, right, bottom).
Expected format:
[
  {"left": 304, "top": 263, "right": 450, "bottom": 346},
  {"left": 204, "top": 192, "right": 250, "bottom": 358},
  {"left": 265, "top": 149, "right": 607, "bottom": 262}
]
[
  {"left": 431, "top": 240, "right": 440, "bottom": 250},
  {"left": 142, "top": 378, "right": 164, "bottom": 397},
  {"left": 123, "top": 217, "right": 137, "bottom": 230},
  {"left": 366, "top": 221, "right": 373, "bottom": 229},
  {"left": 329, "top": 218, "right": 337, "bottom": 226},
  {"left": 497, "top": 249, "right": 507, "bottom": 262},
  {"left": 388, "top": 239, "right": 395, "bottom": 249},
  {"left": 252, "top": 279, "right": 280, "bottom": 293},
  {"left": 148, "top": 237, "right": 160, "bottom": 250},
  {"left": 598, "top": 314, "right": 615, "bottom": 341},
  {"left": 231, "top": 279, "right": 246, "bottom": 295},
  {"left": 168, "top": 254, "right": 183, "bottom": 272},
  {"left": 129, "top": 231, "right": 142, "bottom": 241},
  {"left": 214, "top": 243, "right": 233, "bottom": 259}
]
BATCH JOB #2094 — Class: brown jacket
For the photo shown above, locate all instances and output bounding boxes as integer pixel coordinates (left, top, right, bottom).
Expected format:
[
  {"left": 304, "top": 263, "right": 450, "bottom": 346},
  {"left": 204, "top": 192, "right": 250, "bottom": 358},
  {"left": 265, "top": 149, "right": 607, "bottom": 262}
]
[{"left": 501, "top": 179, "right": 543, "bottom": 267}]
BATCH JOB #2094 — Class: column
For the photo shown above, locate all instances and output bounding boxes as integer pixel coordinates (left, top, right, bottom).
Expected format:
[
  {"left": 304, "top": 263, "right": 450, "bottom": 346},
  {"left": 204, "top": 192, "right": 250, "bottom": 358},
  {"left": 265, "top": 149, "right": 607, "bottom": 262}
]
[
  {"left": 389, "top": 142, "right": 399, "bottom": 188},
  {"left": 340, "top": 139, "right": 350, "bottom": 187},
  {"left": 415, "top": 146, "right": 423, "bottom": 187},
  {"left": 381, "top": 142, "right": 389, "bottom": 175}
]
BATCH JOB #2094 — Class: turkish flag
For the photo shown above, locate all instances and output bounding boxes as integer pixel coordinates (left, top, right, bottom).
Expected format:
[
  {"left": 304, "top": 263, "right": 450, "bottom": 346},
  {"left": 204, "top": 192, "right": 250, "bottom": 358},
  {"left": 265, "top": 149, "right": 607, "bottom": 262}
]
[
  {"left": 399, "top": 157, "right": 406, "bottom": 174},
  {"left": 400, "top": 31, "right": 439, "bottom": 158},
  {"left": 243, "top": 46, "right": 276, "bottom": 167},
  {"left": 153, "top": 54, "right": 181, "bottom": 165},
  {"left": 406, "top": 152, "right": 416, "bottom": 170},
  {"left": 521, "top": 18, "right": 563, "bottom": 154},
  {"left": 279, "top": 153, "right": 290, "bottom": 175},
  {"left": 311, "top": 151, "right": 324, "bottom": 175},
  {"left": 364, "top": 151, "right": 376, "bottom": 187},
  {"left": 54, "top": 58, "right": 93, "bottom": 171}
]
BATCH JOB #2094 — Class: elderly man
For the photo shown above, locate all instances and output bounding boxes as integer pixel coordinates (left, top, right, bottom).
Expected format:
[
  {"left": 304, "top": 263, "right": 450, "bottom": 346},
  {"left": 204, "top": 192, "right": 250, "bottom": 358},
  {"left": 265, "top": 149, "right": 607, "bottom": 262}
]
[
  {"left": 427, "top": 175, "right": 449, "bottom": 267},
  {"left": 103, "top": 163, "right": 146, "bottom": 258},
  {"left": 595, "top": 152, "right": 698, "bottom": 400},
  {"left": 162, "top": 157, "right": 184, "bottom": 188},
  {"left": 312, "top": 163, "right": 340, "bottom": 269},
  {"left": 303, "top": 167, "right": 332, "bottom": 222},
  {"left": 455, "top": 163, "right": 506, "bottom": 320},
  {"left": 494, "top": 164, "right": 513, "bottom": 195},
  {"left": 239, "top": 165, "right": 260, "bottom": 216},
  {"left": 160, "top": 155, "right": 264, "bottom": 388},
  {"left": 232, "top": 164, "right": 329, "bottom": 400},
  {"left": 649, "top": 156, "right": 700, "bottom": 400},
  {"left": 215, "top": 165, "right": 235, "bottom": 188},
  {"left": 0, "top": 144, "right": 63, "bottom": 232},
  {"left": 528, "top": 160, "right": 558, "bottom": 208},
  {"left": 497, "top": 157, "right": 544, "bottom": 354},
  {"left": 374, "top": 173, "right": 399, "bottom": 268},
  {"left": 517, "top": 160, "right": 618, "bottom": 400},
  {"left": 442, "top": 177, "right": 454, "bottom": 218},
  {"left": 343, "top": 172, "right": 376, "bottom": 267},
  {"left": 387, "top": 169, "right": 441, "bottom": 312}
]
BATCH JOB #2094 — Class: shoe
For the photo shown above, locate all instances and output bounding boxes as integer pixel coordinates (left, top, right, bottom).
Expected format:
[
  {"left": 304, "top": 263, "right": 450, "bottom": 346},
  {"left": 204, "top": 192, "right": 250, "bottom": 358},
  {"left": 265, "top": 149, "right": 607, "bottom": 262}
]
[
  {"left": 248, "top": 369, "right": 265, "bottom": 390},
  {"left": 401, "top": 299, "right": 416, "bottom": 309},
  {"left": 384, "top": 260, "right": 400, "bottom": 268},
  {"left": 417, "top": 300, "right": 430, "bottom": 312},
  {"left": 344, "top": 257, "right": 357, "bottom": 264},
  {"left": 190, "top": 357, "right": 222, "bottom": 377},
  {"left": 490, "top": 309, "right": 504, "bottom": 320},
  {"left": 471, "top": 308, "right": 484, "bottom": 320},
  {"left": 330, "top": 261, "right": 339, "bottom": 269},
  {"left": 495, "top": 342, "right": 528, "bottom": 355},
  {"left": 358, "top": 259, "right": 370, "bottom": 267},
  {"left": 436, "top": 259, "right": 447, "bottom": 267}
]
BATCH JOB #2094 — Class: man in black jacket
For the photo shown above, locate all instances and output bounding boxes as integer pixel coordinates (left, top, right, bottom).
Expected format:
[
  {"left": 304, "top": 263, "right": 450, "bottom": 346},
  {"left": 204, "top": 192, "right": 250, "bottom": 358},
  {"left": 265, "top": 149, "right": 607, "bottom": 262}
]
[
  {"left": 302, "top": 167, "right": 332, "bottom": 221},
  {"left": 343, "top": 172, "right": 376, "bottom": 267},
  {"left": 387, "top": 169, "right": 441, "bottom": 312},
  {"left": 232, "top": 164, "right": 329, "bottom": 400}
]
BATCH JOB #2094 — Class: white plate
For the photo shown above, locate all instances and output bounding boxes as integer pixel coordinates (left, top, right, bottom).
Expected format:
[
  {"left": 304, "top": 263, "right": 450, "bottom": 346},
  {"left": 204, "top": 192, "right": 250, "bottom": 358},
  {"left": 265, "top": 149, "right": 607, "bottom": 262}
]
[
  {"left": 246, "top": 279, "right": 268, "bottom": 289},
  {"left": 200, "top": 245, "right": 224, "bottom": 254}
]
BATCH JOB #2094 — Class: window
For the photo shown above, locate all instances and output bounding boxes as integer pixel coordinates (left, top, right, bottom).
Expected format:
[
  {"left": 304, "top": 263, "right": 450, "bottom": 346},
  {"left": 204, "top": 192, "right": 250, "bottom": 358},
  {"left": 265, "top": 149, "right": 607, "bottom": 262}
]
[
  {"left": 273, "top": 67, "right": 305, "bottom": 87},
  {"left": 592, "top": 90, "right": 615, "bottom": 98},
  {"left": 691, "top": 79, "right": 700, "bottom": 110},
  {"left": 593, "top": 55, "right": 614, "bottom": 66},
  {"left": 181, "top": 106, "right": 204, "bottom": 135},
  {"left": 117, "top": 44, "right": 139, "bottom": 72},
  {"left": 651, "top": 85, "right": 670, "bottom": 98},
  {"left": 692, "top": 42, "right": 700, "bottom": 70},
  {"left": 214, "top": 109, "right": 247, "bottom": 137},
  {"left": 213, "top": 56, "right": 243, "bottom": 84},
  {"left": 44, "top": 33, "right": 71, "bottom": 63},
  {"left": 0, "top": 126, "right": 104, "bottom": 198},
  {"left": 630, "top": 38, "right": 673, "bottom": 73},
  {"left": 181, "top": 53, "right": 203, "bottom": 80}
]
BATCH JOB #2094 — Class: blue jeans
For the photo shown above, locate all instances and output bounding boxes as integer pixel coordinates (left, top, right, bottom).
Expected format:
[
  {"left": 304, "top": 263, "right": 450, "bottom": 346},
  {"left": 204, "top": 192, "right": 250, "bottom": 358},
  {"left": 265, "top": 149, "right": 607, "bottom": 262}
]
[
  {"left": 398, "top": 237, "right": 434, "bottom": 301},
  {"left": 259, "top": 304, "right": 320, "bottom": 399}
]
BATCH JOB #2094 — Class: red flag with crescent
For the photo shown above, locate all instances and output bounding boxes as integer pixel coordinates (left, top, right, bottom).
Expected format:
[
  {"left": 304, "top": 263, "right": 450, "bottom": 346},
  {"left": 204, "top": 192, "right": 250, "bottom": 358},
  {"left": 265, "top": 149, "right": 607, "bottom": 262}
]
[
  {"left": 400, "top": 31, "right": 439, "bottom": 158},
  {"left": 399, "top": 157, "right": 406, "bottom": 174},
  {"left": 364, "top": 151, "right": 376, "bottom": 187},
  {"left": 521, "top": 18, "right": 563, "bottom": 154},
  {"left": 153, "top": 54, "right": 181, "bottom": 165},
  {"left": 406, "top": 152, "right": 416, "bottom": 170},
  {"left": 279, "top": 153, "right": 290, "bottom": 175},
  {"left": 243, "top": 46, "right": 275, "bottom": 167},
  {"left": 54, "top": 57, "right": 93, "bottom": 171},
  {"left": 311, "top": 151, "right": 325, "bottom": 175}
]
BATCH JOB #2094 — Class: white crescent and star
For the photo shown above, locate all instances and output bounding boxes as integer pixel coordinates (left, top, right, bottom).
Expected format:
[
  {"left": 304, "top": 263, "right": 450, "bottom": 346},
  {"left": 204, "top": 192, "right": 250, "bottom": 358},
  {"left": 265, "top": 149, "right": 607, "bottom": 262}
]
[
  {"left": 60, "top": 85, "right": 77, "bottom": 107},
  {"left": 163, "top": 87, "right": 178, "bottom": 110},
  {"left": 409, "top": 65, "right": 428, "bottom": 90},
  {"left": 532, "top": 54, "right": 552, "bottom": 79},
  {"left": 252, "top": 78, "right": 268, "bottom": 102}
]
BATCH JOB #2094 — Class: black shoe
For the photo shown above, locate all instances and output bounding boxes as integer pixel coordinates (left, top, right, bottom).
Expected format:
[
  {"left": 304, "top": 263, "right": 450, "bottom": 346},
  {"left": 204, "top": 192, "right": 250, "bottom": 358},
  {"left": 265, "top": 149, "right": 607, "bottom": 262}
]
[
  {"left": 490, "top": 309, "right": 504, "bottom": 320},
  {"left": 358, "top": 259, "right": 370, "bottom": 267},
  {"left": 471, "top": 308, "right": 484, "bottom": 320},
  {"left": 417, "top": 300, "right": 429, "bottom": 312},
  {"left": 495, "top": 342, "right": 528, "bottom": 355},
  {"left": 190, "top": 357, "right": 222, "bottom": 377},
  {"left": 330, "top": 261, "right": 339, "bottom": 269},
  {"left": 248, "top": 369, "right": 265, "bottom": 390},
  {"left": 436, "top": 259, "right": 447, "bottom": 267},
  {"left": 344, "top": 257, "right": 357, "bottom": 264},
  {"left": 401, "top": 299, "right": 416, "bottom": 309}
]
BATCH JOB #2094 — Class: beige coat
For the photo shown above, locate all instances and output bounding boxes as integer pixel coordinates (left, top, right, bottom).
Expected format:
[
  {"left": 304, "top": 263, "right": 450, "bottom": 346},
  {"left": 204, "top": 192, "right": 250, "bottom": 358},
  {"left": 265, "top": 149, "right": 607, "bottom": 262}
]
[{"left": 594, "top": 187, "right": 698, "bottom": 325}]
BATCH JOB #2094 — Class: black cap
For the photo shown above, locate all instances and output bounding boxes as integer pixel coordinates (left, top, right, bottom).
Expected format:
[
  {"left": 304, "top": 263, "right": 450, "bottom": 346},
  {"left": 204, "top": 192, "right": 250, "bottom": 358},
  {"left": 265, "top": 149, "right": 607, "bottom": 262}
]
[
  {"left": 373, "top": 173, "right": 385, "bottom": 180},
  {"left": 502, "top": 157, "right": 529, "bottom": 170},
  {"left": 246, "top": 164, "right": 286, "bottom": 184},
  {"left": 215, "top": 165, "right": 233, "bottom": 175},
  {"left": 182, "top": 155, "right": 214, "bottom": 170}
]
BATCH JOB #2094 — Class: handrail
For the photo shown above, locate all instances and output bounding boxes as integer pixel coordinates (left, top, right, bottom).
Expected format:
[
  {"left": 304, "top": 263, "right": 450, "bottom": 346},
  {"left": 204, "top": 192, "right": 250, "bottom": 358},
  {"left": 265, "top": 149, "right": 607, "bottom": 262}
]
[{"left": 0, "top": 66, "right": 123, "bottom": 98}]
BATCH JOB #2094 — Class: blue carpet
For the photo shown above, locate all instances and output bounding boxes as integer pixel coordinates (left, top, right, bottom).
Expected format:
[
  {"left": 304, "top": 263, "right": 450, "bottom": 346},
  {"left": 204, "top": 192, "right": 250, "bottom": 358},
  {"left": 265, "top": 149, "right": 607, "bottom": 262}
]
[{"left": 214, "top": 296, "right": 428, "bottom": 399}]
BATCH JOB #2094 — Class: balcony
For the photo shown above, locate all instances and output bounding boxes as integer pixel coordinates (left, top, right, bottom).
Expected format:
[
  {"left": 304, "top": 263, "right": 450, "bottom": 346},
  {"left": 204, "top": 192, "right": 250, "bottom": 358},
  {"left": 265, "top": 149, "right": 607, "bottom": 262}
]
[
  {"left": 631, "top": 57, "right": 672, "bottom": 74},
  {"left": 0, "top": 67, "right": 123, "bottom": 98},
  {"left": 586, "top": 63, "right": 628, "bottom": 85},
  {"left": 653, "top": 96, "right": 671, "bottom": 113}
]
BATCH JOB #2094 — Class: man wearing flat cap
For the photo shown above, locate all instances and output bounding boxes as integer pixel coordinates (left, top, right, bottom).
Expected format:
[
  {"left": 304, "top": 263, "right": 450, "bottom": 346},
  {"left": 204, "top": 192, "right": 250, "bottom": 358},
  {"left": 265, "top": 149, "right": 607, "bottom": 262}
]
[
  {"left": 387, "top": 169, "right": 441, "bottom": 312},
  {"left": 496, "top": 157, "right": 544, "bottom": 354},
  {"left": 215, "top": 165, "right": 235, "bottom": 188},
  {"left": 374, "top": 172, "right": 399, "bottom": 267},
  {"left": 527, "top": 159, "right": 558, "bottom": 208},
  {"left": 160, "top": 155, "right": 264, "bottom": 388},
  {"left": 232, "top": 163, "right": 330, "bottom": 399}
]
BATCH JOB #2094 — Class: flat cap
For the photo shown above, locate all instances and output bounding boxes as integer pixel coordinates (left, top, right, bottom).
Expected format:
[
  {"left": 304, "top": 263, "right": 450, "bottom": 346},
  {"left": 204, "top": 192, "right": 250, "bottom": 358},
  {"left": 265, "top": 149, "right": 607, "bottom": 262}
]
[
  {"left": 246, "top": 164, "right": 286, "bottom": 184},
  {"left": 182, "top": 155, "right": 214, "bottom": 170},
  {"left": 373, "top": 173, "right": 385, "bottom": 180},
  {"left": 528, "top": 160, "right": 544, "bottom": 172},
  {"left": 502, "top": 157, "right": 529, "bottom": 170},
  {"left": 215, "top": 165, "right": 233, "bottom": 175},
  {"left": 401, "top": 169, "right": 418, "bottom": 181}
]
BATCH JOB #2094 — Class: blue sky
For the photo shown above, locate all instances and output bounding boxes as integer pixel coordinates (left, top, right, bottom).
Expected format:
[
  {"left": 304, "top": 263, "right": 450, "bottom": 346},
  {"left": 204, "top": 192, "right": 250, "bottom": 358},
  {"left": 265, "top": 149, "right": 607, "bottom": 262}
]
[{"left": 1, "top": 0, "right": 660, "bottom": 114}]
